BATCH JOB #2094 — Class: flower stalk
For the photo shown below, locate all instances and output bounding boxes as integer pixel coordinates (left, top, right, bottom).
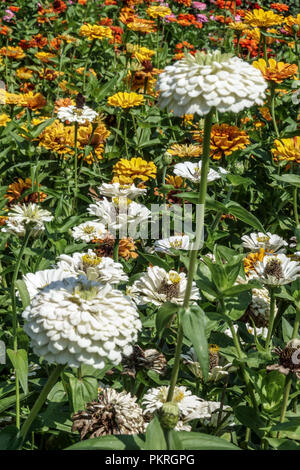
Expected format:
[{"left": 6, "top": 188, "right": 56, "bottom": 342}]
[{"left": 167, "top": 108, "right": 214, "bottom": 402}]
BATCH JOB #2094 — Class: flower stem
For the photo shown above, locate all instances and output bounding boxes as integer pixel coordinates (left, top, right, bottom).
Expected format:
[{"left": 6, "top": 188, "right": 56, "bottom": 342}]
[
  {"left": 10, "top": 228, "right": 31, "bottom": 429},
  {"left": 73, "top": 121, "right": 79, "bottom": 207},
  {"left": 265, "top": 287, "right": 276, "bottom": 350},
  {"left": 166, "top": 109, "right": 214, "bottom": 403},
  {"left": 270, "top": 84, "right": 280, "bottom": 138},
  {"left": 18, "top": 364, "right": 65, "bottom": 446},
  {"left": 293, "top": 187, "right": 299, "bottom": 226},
  {"left": 227, "top": 319, "right": 258, "bottom": 411}
]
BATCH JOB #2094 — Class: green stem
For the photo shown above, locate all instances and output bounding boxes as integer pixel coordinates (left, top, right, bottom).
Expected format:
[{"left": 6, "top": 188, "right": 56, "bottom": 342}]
[
  {"left": 73, "top": 121, "right": 79, "bottom": 206},
  {"left": 277, "top": 373, "right": 293, "bottom": 438},
  {"left": 293, "top": 187, "right": 299, "bottom": 226},
  {"left": 270, "top": 84, "right": 280, "bottom": 138},
  {"left": 265, "top": 287, "right": 276, "bottom": 350},
  {"left": 113, "top": 238, "right": 119, "bottom": 262},
  {"left": 166, "top": 109, "right": 215, "bottom": 403},
  {"left": 227, "top": 318, "right": 258, "bottom": 411},
  {"left": 18, "top": 364, "right": 65, "bottom": 446}
]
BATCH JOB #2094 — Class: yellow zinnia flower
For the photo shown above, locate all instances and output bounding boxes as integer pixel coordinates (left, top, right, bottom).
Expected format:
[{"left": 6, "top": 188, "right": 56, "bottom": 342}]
[
  {"left": 0, "top": 113, "right": 11, "bottom": 127},
  {"left": 16, "top": 67, "right": 34, "bottom": 80},
  {"left": 126, "top": 18, "right": 157, "bottom": 33},
  {"left": 244, "top": 9, "right": 284, "bottom": 28},
  {"left": 166, "top": 144, "right": 202, "bottom": 158},
  {"left": 0, "top": 46, "right": 25, "bottom": 60},
  {"left": 79, "top": 24, "right": 113, "bottom": 41},
  {"left": 146, "top": 5, "right": 172, "bottom": 19},
  {"left": 35, "top": 52, "right": 56, "bottom": 63},
  {"left": 283, "top": 14, "right": 300, "bottom": 37},
  {"left": 113, "top": 157, "right": 157, "bottom": 184},
  {"left": 126, "top": 44, "right": 156, "bottom": 63},
  {"left": 252, "top": 58, "right": 298, "bottom": 83},
  {"left": 244, "top": 249, "right": 268, "bottom": 275},
  {"left": 107, "top": 92, "right": 144, "bottom": 109},
  {"left": 271, "top": 137, "right": 300, "bottom": 164}
]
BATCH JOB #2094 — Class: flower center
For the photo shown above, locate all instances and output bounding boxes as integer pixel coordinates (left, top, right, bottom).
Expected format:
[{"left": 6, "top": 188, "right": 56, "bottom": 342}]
[
  {"left": 157, "top": 274, "right": 180, "bottom": 300},
  {"left": 83, "top": 225, "right": 95, "bottom": 234},
  {"left": 257, "top": 236, "right": 270, "bottom": 244},
  {"left": 263, "top": 258, "right": 284, "bottom": 279},
  {"left": 169, "top": 239, "right": 183, "bottom": 249},
  {"left": 82, "top": 254, "right": 102, "bottom": 267}
]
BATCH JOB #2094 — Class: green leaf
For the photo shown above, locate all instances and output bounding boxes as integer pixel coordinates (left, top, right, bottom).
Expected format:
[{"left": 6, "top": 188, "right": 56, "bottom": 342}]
[
  {"left": 15, "top": 280, "right": 30, "bottom": 309},
  {"left": 65, "top": 434, "right": 144, "bottom": 450},
  {"left": 67, "top": 374, "right": 98, "bottom": 413},
  {"left": 272, "top": 174, "right": 300, "bottom": 188},
  {"left": 156, "top": 302, "right": 178, "bottom": 338},
  {"left": 266, "top": 438, "right": 300, "bottom": 450},
  {"left": 173, "top": 432, "right": 240, "bottom": 450},
  {"left": 181, "top": 305, "right": 209, "bottom": 381},
  {"left": 282, "top": 317, "right": 293, "bottom": 343},
  {"left": 0, "top": 426, "right": 22, "bottom": 450},
  {"left": 234, "top": 406, "right": 265, "bottom": 438},
  {"left": 7, "top": 349, "right": 28, "bottom": 394},
  {"left": 226, "top": 201, "right": 265, "bottom": 232},
  {"left": 223, "top": 290, "right": 252, "bottom": 321},
  {"left": 138, "top": 252, "right": 171, "bottom": 270},
  {"left": 145, "top": 416, "right": 167, "bottom": 450}
]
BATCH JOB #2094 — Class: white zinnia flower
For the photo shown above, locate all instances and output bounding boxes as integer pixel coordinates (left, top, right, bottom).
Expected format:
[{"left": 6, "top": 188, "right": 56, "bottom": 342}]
[
  {"left": 154, "top": 235, "right": 190, "bottom": 254},
  {"left": 249, "top": 253, "right": 300, "bottom": 286},
  {"left": 2, "top": 203, "right": 53, "bottom": 236},
  {"left": 142, "top": 385, "right": 203, "bottom": 417},
  {"left": 130, "top": 266, "right": 200, "bottom": 306},
  {"left": 22, "top": 277, "right": 142, "bottom": 369},
  {"left": 71, "top": 221, "right": 106, "bottom": 242},
  {"left": 156, "top": 50, "right": 267, "bottom": 116},
  {"left": 56, "top": 250, "right": 128, "bottom": 284},
  {"left": 88, "top": 197, "right": 151, "bottom": 233},
  {"left": 241, "top": 232, "right": 288, "bottom": 253},
  {"left": 173, "top": 161, "right": 227, "bottom": 183},
  {"left": 196, "top": 401, "right": 233, "bottom": 428},
  {"left": 22, "top": 268, "right": 69, "bottom": 299},
  {"left": 98, "top": 182, "right": 147, "bottom": 199},
  {"left": 57, "top": 105, "right": 98, "bottom": 124}
]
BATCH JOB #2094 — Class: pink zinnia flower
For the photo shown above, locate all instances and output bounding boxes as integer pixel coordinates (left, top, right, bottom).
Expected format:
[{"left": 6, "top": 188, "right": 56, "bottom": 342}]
[{"left": 192, "top": 2, "right": 207, "bottom": 10}]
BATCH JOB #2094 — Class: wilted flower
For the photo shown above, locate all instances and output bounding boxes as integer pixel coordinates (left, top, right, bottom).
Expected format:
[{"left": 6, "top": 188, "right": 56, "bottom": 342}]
[
  {"left": 156, "top": 50, "right": 267, "bottom": 116},
  {"left": 72, "top": 388, "right": 145, "bottom": 439},
  {"left": 22, "top": 277, "right": 142, "bottom": 368},
  {"left": 267, "top": 339, "right": 300, "bottom": 378},
  {"left": 122, "top": 345, "right": 167, "bottom": 378}
]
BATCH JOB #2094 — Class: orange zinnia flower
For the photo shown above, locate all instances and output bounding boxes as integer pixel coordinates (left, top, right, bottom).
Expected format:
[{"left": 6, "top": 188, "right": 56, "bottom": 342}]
[{"left": 252, "top": 58, "right": 298, "bottom": 83}]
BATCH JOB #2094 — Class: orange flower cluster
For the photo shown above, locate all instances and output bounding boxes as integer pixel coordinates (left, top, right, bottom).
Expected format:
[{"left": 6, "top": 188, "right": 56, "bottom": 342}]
[
  {"left": 173, "top": 41, "right": 197, "bottom": 60},
  {"left": 193, "top": 124, "right": 250, "bottom": 160},
  {"left": 270, "top": 3, "right": 289, "bottom": 12},
  {"left": 19, "top": 34, "right": 48, "bottom": 50},
  {"left": 5, "top": 178, "right": 47, "bottom": 206}
]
